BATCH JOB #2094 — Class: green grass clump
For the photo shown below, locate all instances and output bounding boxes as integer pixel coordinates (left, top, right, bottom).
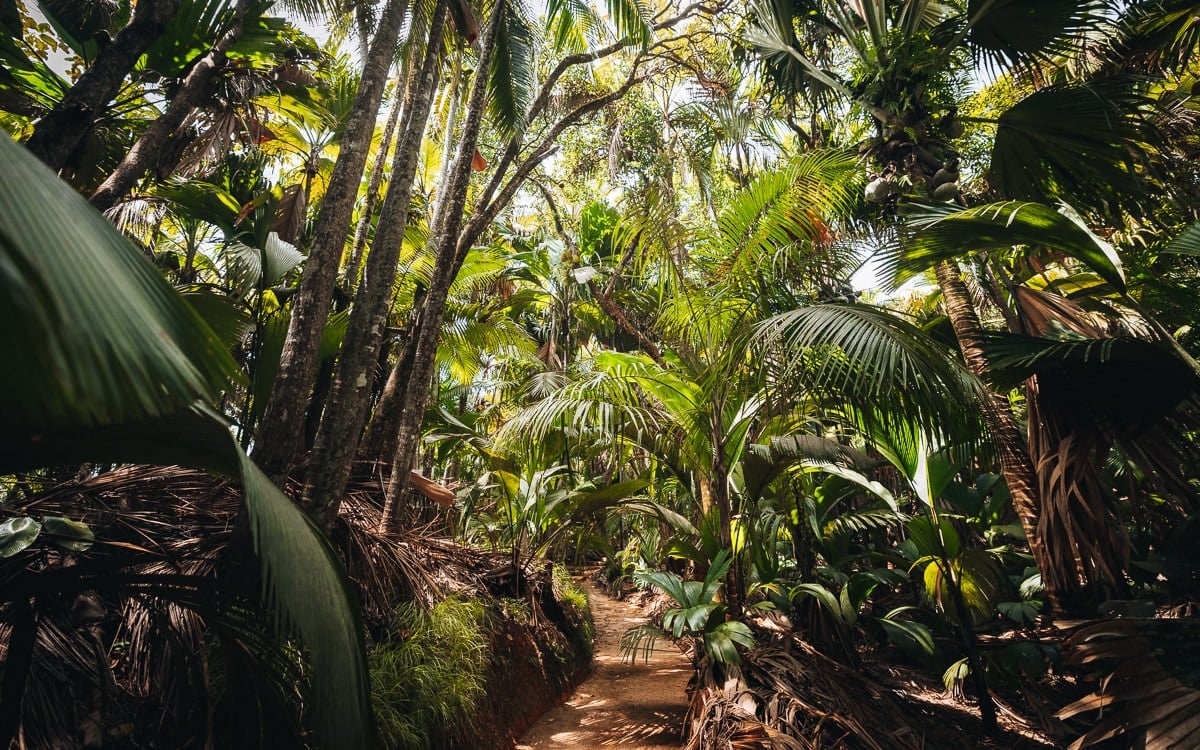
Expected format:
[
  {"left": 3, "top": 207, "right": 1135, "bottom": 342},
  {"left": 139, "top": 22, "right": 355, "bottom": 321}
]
[
  {"left": 552, "top": 565, "right": 589, "bottom": 612},
  {"left": 370, "top": 597, "right": 490, "bottom": 749}
]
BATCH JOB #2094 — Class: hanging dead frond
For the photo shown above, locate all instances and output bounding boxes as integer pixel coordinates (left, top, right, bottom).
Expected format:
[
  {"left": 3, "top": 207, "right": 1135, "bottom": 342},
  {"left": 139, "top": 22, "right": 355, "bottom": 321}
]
[{"left": 1059, "top": 618, "right": 1200, "bottom": 749}]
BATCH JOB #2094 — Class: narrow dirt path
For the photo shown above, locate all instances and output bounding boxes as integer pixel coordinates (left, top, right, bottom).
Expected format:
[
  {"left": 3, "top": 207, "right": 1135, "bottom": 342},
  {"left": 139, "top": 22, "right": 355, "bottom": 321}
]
[{"left": 516, "top": 580, "right": 691, "bottom": 749}]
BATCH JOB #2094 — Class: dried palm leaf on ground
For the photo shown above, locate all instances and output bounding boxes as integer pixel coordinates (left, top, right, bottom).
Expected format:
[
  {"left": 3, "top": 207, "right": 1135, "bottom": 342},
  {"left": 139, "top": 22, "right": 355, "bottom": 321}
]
[
  {"left": 681, "top": 634, "right": 1059, "bottom": 750},
  {"left": 1058, "top": 617, "right": 1200, "bottom": 749}
]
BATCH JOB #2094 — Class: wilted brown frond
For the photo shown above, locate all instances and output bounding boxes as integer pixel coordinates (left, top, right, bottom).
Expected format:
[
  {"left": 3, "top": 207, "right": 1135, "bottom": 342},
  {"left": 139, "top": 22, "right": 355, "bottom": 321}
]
[{"left": 1059, "top": 618, "right": 1200, "bottom": 749}]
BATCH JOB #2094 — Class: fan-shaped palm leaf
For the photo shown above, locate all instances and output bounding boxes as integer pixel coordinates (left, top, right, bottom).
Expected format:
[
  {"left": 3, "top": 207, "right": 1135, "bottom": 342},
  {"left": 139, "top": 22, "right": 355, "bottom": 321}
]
[
  {"left": 988, "top": 82, "right": 1153, "bottom": 214},
  {"left": 966, "top": 0, "right": 1106, "bottom": 69}
]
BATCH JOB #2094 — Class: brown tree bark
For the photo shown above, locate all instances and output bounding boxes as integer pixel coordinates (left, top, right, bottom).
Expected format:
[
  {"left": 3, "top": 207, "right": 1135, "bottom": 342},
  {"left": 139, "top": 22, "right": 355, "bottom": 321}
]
[
  {"left": 302, "top": 0, "right": 450, "bottom": 529},
  {"left": 343, "top": 72, "right": 407, "bottom": 292},
  {"left": 24, "top": 0, "right": 182, "bottom": 172},
  {"left": 378, "top": 0, "right": 505, "bottom": 530},
  {"left": 250, "top": 0, "right": 409, "bottom": 479},
  {"left": 934, "top": 260, "right": 1064, "bottom": 614},
  {"left": 89, "top": 0, "right": 250, "bottom": 212}
]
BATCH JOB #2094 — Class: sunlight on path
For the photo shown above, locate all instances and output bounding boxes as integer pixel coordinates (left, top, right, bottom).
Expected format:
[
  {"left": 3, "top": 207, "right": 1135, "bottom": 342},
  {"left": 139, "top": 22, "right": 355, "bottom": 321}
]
[{"left": 516, "top": 580, "right": 690, "bottom": 749}]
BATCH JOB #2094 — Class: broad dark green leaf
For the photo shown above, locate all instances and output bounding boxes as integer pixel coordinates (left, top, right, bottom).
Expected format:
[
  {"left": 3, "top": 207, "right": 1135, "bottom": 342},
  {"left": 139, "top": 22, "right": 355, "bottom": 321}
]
[
  {"left": 898, "top": 200, "right": 1126, "bottom": 292},
  {"left": 968, "top": 0, "right": 1105, "bottom": 67},
  {"left": 0, "top": 133, "right": 240, "bottom": 440},
  {"left": 989, "top": 83, "right": 1151, "bottom": 215}
]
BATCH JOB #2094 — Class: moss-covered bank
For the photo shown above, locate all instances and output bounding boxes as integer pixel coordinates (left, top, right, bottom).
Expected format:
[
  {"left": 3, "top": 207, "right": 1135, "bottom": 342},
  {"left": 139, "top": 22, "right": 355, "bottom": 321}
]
[{"left": 371, "top": 567, "right": 594, "bottom": 749}]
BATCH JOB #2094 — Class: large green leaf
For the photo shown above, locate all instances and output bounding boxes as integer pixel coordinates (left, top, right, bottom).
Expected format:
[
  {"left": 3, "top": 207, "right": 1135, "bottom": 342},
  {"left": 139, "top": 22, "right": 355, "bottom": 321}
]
[
  {"left": 0, "top": 134, "right": 372, "bottom": 749},
  {"left": 989, "top": 83, "right": 1151, "bottom": 214},
  {"left": 967, "top": 0, "right": 1106, "bottom": 67},
  {"left": 0, "top": 132, "right": 240, "bottom": 439},
  {"left": 981, "top": 333, "right": 1199, "bottom": 429},
  {"left": 898, "top": 200, "right": 1126, "bottom": 292}
]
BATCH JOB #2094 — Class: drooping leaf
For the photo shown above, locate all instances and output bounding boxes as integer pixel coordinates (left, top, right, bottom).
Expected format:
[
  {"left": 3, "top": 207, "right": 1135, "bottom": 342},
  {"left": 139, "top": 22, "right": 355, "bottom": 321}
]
[
  {"left": 898, "top": 200, "right": 1126, "bottom": 292},
  {"left": 488, "top": 0, "right": 538, "bottom": 138},
  {"left": 0, "top": 132, "right": 240, "bottom": 440}
]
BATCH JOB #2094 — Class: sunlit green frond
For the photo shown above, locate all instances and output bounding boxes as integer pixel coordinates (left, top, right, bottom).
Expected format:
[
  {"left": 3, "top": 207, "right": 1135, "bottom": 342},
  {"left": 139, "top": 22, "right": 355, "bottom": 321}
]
[
  {"left": 546, "top": 0, "right": 601, "bottom": 52},
  {"left": 1164, "top": 221, "right": 1200, "bottom": 257},
  {"left": 743, "top": 0, "right": 854, "bottom": 101},
  {"left": 989, "top": 82, "right": 1153, "bottom": 215},
  {"left": 895, "top": 200, "right": 1126, "bottom": 292},
  {"left": 755, "top": 303, "right": 982, "bottom": 439},
  {"left": 604, "top": 0, "right": 653, "bottom": 47},
  {"left": 710, "top": 149, "right": 860, "bottom": 281},
  {"left": 489, "top": 0, "right": 539, "bottom": 138}
]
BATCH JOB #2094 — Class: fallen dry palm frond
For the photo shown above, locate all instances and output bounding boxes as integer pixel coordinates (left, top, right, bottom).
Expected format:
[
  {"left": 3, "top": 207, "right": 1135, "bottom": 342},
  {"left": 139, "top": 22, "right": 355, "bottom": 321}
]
[
  {"left": 1, "top": 463, "right": 496, "bottom": 746},
  {"left": 683, "top": 641, "right": 925, "bottom": 750},
  {"left": 1058, "top": 618, "right": 1200, "bottom": 749}
]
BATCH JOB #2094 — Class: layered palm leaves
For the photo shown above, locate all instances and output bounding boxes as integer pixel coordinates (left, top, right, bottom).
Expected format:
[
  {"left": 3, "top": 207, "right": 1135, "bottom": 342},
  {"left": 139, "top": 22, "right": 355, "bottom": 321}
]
[
  {"left": 0, "top": 132, "right": 372, "bottom": 748},
  {"left": 500, "top": 151, "right": 984, "bottom": 613}
]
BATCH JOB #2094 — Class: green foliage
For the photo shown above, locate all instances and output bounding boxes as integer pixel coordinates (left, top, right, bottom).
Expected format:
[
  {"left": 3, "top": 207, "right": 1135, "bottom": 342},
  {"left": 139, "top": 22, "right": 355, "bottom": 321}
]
[
  {"left": 624, "top": 549, "right": 755, "bottom": 665},
  {"left": 0, "top": 131, "right": 373, "bottom": 750},
  {"left": 371, "top": 598, "right": 491, "bottom": 750}
]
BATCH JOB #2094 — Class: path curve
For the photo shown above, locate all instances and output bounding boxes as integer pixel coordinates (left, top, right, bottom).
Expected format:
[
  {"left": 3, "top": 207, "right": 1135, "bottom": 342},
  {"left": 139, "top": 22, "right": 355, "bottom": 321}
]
[{"left": 517, "top": 580, "right": 690, "bottom": 749}]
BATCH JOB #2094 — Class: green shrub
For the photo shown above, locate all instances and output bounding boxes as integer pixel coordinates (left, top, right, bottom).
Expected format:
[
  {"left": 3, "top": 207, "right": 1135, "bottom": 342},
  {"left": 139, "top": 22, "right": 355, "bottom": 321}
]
[{"left": 370, "top": 597, "right": 490, "bottom": 749}]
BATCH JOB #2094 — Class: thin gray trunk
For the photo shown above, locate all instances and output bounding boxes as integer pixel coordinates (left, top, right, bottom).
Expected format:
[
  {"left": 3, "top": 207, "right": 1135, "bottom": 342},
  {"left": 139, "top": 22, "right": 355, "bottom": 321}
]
[
  {"left": 251, "top": 0, "right": 409, "bottom": 479},
  {"left": 25, "top": 0, "right": 182, "bottom": 172},
  {"left": 430, "top": 55, "right": 463, "bottom": 223},
  {"left": 344, "top": 87, "right": 406, "bottom": 291},
  {"left": 302, "top": 0, "right": 450, "bottom": 529},
  {"left": 380, "top": 0, "right": 505, "bottom": 530},
  {"left": 90, "top": 0, "right": 250, "bottom": 211}
]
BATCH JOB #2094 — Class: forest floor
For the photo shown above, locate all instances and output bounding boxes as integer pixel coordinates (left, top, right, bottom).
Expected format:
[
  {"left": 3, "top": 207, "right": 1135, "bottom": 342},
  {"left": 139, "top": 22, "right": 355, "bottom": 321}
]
[{"left": 517, "top": 579, "right": 690, "bottom": 749}]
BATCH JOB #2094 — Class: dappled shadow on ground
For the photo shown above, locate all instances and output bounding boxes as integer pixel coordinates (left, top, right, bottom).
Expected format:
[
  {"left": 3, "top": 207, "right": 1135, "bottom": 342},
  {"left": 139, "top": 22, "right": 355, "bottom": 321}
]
[{"left": 517, "top": 580, "right": 690, "bottom": 749}]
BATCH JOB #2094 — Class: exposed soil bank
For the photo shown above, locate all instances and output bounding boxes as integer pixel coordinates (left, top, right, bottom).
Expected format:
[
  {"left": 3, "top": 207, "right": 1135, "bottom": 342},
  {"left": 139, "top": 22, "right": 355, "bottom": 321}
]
[{"left": 517, "top": 579, "right": 690, "bottom": 750}]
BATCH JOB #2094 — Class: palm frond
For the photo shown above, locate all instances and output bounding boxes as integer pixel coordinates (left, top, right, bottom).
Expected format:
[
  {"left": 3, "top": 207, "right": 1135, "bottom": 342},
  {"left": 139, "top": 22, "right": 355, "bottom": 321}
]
[
  {"left": 488, "top": 0, "right": 539, "bottom": 138},
  {"left": 545, "top": 0, "right": 601, "bottom": 52},
  {"left": 1059, "top": 618, "right": 1200, "bottom": 749},
  {"left": 966, "top": 0, "right": 1107, "bottom": 69},
  {"left": 755, "top": 303, "right": 982, "bottom": 440},
  {"left": 603, "top": 0, "right": 653, "bottom": 48},
  {"left": 989, "top": 81, "right": 1153, "bottom": 216},
  {"left": 895, "top": 200, "right": 1126, "bottom": 292},
  {"left": 0, "top": 134, "right": 373, "bottom": 749},
  {"left": 0, "top": 133, "right": 240, "bottom": 440}
]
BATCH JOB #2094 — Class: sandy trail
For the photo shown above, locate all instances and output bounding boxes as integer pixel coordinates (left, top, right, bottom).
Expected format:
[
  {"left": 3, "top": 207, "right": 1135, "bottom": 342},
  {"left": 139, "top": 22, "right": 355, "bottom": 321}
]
[{"left": 516, "top": 579, "right": 691, "bottom": 749}]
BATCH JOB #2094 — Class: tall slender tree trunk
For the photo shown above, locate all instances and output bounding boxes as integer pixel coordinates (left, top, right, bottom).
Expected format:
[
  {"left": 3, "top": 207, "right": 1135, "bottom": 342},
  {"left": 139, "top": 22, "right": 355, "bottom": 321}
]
[
  {"left": 251, "top": 0, "right": 409, "bottom": 479},
  {"left": 24, "top": 0, "right": 182, "bottom": 171},
  {"left": 344, "top": 75, "right": 407, "bottom": 291},
  {"left": 934, "top": 260, "right": 1064, "bottom": 614},
  {"left": 380, "top": 0, "right": 505, "bottom": 531},
  {"left": 302, "top": 0, "right": 450, "bottom": 529},
  {"left": 89, "top": 0, "right": 250, "bottom": 212}
]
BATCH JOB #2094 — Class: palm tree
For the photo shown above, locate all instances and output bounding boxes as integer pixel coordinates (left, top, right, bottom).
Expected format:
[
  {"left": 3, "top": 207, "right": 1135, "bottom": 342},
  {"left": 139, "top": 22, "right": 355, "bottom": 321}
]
[
  {"left": 743, "top": 0, "right": 1197, "bottom": 611},
  {"left": 252, "top": 0, "right": 414, "bottom": 478}
]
